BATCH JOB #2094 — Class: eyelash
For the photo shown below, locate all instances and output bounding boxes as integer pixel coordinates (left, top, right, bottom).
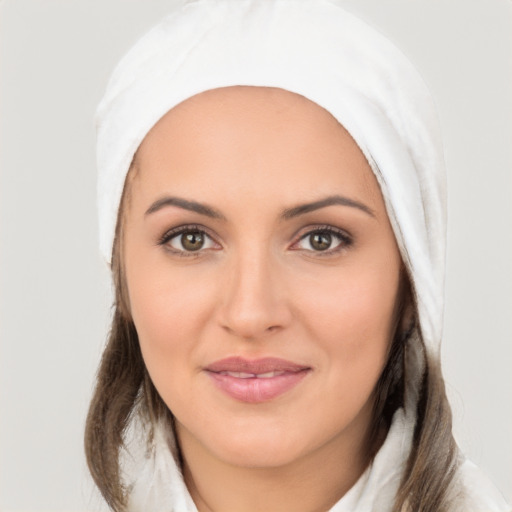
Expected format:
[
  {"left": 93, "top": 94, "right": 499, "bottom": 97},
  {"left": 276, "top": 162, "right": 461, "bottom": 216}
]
[
  {"left": 292, "top": 225, "right": 353, "bottom": 256},
  {"left": 158, "top": 224, "right": 219, "bottom": 257},
  {"left": 158, "top": 224, "right": 353, "bottom": 257}
]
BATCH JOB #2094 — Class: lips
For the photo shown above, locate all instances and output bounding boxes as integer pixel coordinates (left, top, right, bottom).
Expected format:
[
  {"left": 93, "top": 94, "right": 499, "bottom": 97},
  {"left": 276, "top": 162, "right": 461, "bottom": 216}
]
[{"left": 204, "top": 357, "right": 311, "bottom": 403}]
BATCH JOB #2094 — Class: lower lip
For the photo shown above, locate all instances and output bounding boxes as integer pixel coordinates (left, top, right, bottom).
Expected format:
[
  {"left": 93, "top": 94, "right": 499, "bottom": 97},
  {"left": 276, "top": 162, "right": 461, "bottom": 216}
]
[{"left": 206, "top": 370, "right": 310, "bottom": 403}]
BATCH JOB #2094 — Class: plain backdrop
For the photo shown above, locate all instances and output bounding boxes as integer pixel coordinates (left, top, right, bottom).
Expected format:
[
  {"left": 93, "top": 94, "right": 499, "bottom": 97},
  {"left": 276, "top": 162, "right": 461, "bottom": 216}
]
[{"left": 1, "top": 0, "right": 511, "bottom": 510}]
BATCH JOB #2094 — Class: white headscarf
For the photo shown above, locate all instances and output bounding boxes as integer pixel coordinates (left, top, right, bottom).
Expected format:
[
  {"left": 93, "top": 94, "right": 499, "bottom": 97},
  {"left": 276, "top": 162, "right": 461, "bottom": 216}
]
[
  {"left": 97, "top": 0, "right": 445, "bottom": 364},
  {"left": 95, "top": 1, "right": 509, "bottom": 510}
]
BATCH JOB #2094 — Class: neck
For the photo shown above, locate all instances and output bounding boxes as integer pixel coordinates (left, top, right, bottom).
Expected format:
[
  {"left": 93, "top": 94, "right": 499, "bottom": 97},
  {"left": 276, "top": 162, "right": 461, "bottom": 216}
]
[{"left": 177, "top": 408, "right": 376, "bottom": 512}]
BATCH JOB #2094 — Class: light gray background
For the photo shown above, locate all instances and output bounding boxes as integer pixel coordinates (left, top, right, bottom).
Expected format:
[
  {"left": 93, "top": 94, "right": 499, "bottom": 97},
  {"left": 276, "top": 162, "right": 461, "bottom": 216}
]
[{"left": 1, "top": 0, "right": 510, "bottom": 510}]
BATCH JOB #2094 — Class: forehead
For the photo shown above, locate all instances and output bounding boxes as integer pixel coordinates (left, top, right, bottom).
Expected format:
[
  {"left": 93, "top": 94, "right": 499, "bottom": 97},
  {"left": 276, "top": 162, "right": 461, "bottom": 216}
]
[
  {"left": 137, "top": 87, "right": 340, "bottom": 155},
  {"left": 129, "top": 86, "right": 382, "bottom": 210},
  {"left": 172, "top": 86, "right": 337, "bottom": 125}
]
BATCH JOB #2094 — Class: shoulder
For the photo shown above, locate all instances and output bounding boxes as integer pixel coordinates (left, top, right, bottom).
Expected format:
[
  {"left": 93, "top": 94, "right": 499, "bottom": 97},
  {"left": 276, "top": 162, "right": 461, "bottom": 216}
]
[{"left": 450, "top": 458, "right": 511, "bottom": 512}]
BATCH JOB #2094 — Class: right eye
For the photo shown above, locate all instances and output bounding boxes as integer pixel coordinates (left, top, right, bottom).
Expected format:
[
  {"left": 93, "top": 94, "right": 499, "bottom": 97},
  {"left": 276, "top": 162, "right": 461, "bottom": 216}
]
[{"left": 160, "top": 226, "right": 220, "bottom": 255}]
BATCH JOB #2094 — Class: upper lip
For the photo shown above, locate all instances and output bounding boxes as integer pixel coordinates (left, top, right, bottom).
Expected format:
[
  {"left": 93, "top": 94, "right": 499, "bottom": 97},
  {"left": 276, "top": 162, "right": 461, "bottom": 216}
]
[{"left": 204, "top": 357, "right": 310, "bottom": 374}]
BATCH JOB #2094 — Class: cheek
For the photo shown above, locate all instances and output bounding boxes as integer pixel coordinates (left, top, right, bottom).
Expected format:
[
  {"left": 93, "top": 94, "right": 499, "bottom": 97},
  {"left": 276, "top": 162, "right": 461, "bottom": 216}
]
[
  {"left": 125, "top": 260, "right": 219, "bottom": 390},
  {"left": 295, "top": 260, "right": 400, "bottom": 392}
]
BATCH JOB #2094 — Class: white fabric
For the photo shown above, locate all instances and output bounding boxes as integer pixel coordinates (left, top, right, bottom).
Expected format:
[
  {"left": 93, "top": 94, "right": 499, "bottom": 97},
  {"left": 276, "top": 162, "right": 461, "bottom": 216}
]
[
  {"left": 127, "top": 409, "right": 414, "bottom": 512},
  {"left": 127, "top": 408, "right": 510, "bottom": 512},
  {"left": 96, "top": 0, "right": 444, "bottom": 362},
  {"left": 95, "top": 0, "right": 510, "bottom": 510}
]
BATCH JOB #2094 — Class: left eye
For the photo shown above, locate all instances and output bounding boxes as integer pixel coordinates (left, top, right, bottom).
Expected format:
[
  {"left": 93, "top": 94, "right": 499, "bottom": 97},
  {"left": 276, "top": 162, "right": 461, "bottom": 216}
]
[
  {"left": 166, "top": 230, "right": 217, "bottom": 252},
  {"left": 295, "top": 229, "right": 350, "bottom": 252}
]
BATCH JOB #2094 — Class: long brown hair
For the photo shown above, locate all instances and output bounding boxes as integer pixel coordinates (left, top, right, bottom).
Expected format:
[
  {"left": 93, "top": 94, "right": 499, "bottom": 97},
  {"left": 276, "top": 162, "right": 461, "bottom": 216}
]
[{"left": 85, "top": 176, "right": 460, "bottom": 511}]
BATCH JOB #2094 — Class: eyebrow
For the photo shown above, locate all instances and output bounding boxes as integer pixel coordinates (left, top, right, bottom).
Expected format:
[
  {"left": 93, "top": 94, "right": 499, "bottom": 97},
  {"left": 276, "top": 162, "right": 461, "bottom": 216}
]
[
  {"left": 145, "top": 196, "right": 227, "bottom": 219},
  {"left": 281, "top": 195, "right": 375, "bottom": 219},
  {"left": 145, "top": 194, "right": 375, "bottom": 220}
]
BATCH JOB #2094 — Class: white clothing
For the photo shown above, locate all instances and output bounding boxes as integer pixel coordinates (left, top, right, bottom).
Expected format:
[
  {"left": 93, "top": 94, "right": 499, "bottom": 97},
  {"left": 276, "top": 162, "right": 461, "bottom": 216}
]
[
  {"left": 96, "top": 1, "right": 445, "bottom": 376},
  {"left": 126, "top": 408, "right": 510, "bottom": 511},
  {"left": 94, "top": 1, "right": 511, "bottom": 510}
]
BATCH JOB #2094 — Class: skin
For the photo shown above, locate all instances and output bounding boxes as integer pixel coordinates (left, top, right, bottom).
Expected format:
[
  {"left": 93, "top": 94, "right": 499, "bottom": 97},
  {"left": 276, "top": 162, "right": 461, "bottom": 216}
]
[{"left": 122, "top": 86, "right": 407, "bottom": 512}]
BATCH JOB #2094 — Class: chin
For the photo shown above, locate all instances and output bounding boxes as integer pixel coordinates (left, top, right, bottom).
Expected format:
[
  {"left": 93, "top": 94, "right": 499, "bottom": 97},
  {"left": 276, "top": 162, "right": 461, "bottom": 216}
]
[
  {"left": 183, "top": 412, "right": 331, "bottom": 470},
  {"left": 210, "top": 434, "right": 308, "bottom": 469}
]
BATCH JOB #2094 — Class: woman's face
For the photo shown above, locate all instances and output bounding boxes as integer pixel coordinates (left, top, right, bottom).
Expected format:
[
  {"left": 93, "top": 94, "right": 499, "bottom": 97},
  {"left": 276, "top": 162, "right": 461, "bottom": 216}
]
[{"left": 123, "top": 86, "right": 404, "bottom": 470}]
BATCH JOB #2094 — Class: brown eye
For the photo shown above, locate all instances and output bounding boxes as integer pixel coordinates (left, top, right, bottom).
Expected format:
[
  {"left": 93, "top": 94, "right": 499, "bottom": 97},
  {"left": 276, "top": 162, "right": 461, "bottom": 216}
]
[
  {"left": 164, "top": 228, "right": 218, "bottom": 253},
  {"left": 181, "top": 232, "right": 205, "bottom": 251},
  {"left": 309, "top": 232, "right": 332, "bottom": 251},
  {"left": 294, "top": 228, "right": 352, "bottom": 254}
]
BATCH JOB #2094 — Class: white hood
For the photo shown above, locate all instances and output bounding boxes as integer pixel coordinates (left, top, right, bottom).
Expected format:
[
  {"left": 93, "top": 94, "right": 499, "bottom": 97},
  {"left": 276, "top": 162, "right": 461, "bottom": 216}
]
[{"left": 95, "top": 1, "right": 510, "bottom": 510}]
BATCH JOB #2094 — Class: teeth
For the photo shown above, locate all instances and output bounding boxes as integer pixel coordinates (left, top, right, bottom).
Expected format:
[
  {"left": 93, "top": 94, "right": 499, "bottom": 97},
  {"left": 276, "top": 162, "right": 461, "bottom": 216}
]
[
  {"left": 221, "top": 371, "right": 256, "bottom": 378},
  {"left": 257, "top": 371, "right": 284, "bottom": 378},
  {"left": 219, "top": 371, "right": 285, "bottom": 379}
]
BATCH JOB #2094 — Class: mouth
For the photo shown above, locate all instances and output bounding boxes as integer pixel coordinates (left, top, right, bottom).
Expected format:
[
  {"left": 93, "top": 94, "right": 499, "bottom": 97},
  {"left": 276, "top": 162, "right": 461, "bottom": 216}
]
[{"left": 204, "top": 357, "right": 311, "bottom": 403}]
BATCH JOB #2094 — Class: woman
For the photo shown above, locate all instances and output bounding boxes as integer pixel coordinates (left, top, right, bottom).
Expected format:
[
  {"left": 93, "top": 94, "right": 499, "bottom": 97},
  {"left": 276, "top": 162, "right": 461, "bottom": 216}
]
[{"left": 85, "top": 1, "right": 510, "bottom": 511}]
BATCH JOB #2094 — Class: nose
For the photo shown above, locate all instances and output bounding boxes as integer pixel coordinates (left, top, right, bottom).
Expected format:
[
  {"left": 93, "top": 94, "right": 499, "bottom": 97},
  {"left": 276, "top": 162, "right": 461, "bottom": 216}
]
[{"left": 217, "top": 249, "right": 292, "bottom": 340}]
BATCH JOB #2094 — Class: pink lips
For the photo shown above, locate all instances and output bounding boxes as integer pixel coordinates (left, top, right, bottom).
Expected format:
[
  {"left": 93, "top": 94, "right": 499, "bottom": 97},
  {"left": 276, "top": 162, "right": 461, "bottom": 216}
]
[{"left": 204, "top": 357, "right": 310, "bottom": 403}]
